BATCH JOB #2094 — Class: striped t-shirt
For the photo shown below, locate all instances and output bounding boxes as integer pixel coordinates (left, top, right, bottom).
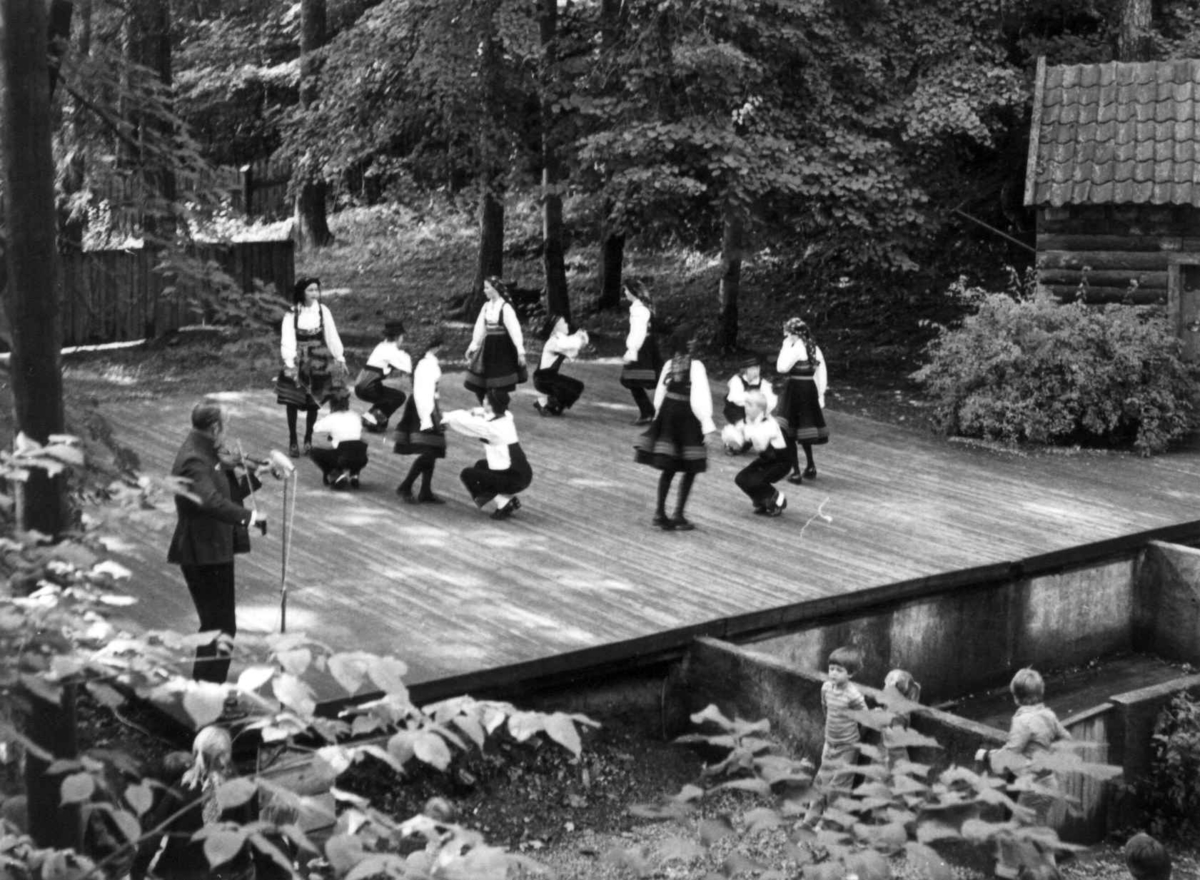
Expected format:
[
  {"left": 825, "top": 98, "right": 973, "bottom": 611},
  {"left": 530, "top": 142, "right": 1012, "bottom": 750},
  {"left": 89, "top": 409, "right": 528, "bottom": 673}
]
[{"left": 822, "top": 680, "right": 867, "bottom": 746}]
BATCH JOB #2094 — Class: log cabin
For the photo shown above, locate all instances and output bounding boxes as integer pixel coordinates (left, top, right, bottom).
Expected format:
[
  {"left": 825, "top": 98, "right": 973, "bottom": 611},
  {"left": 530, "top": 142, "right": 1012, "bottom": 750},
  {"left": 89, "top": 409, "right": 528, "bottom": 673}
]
[{"left": 1025, "top": 56, "right": 1200, "bottom": 351}]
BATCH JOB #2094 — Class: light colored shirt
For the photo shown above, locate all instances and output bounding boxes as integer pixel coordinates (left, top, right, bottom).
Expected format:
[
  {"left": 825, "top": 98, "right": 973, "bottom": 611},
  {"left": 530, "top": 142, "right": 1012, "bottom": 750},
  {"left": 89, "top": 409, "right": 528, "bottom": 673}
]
[
  {"left": 412, "top": 353, "right": 441, "bottom": 430},
  {"left": 776, "top": 338, "right": 827, "bottom": 406},
  {"left": 280, "top": 303, "right": 345, "bottom": 369},
  {"left": 539, "top": 329, "right": 589, "bottom": 369},
  {"left": 468, "top": 299, "right": 525, "bottom": 359},
  {"left": 744, "top": 412, "right": 786, "bottom": 454},
  {"left": 443, "top": 409, "right": 518, "bottom": 471},
  {"left": 821, "top": 680, "right": 867, "bottom": 746},
  {"left": 311, "top": 410, "right": 363, "bottom": 448},
  {"left": 366, "top": 340, "right": 412, "bottom": 377},
  {"left": 992, "top": 703, "right": 1072, "bottom": 779},
  {"left": 652, "top": 359, "right": 717, "bottom": 434},
  {"left": 624, "top": 299, "right": 651, "bottom": 362},
  {"left": 726, "top": 374, "right": 777, "bottom": 415}
]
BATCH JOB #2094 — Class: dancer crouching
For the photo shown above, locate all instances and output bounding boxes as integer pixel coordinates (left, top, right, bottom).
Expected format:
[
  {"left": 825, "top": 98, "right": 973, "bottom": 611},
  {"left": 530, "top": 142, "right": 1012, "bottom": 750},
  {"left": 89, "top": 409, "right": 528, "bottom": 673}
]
[
  {"left": 733, "top": 390, "right": 790, "bottom": 516},
  {"left": 443, "top": 389, "right": 533, "bottom": 520}
]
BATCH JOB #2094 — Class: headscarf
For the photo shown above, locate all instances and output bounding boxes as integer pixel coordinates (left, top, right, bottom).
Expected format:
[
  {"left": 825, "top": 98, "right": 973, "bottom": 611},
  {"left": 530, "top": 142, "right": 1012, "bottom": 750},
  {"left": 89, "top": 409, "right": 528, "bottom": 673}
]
[{"left": 783, "top": 317, "right": 820, "bottom": 367}]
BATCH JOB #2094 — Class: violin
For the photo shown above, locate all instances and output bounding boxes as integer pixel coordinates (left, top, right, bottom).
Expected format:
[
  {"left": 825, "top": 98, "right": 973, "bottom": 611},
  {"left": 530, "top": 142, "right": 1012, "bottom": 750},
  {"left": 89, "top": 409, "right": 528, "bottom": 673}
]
[{"left": 216, "top": 441, "right": 273, "bottom": 535}]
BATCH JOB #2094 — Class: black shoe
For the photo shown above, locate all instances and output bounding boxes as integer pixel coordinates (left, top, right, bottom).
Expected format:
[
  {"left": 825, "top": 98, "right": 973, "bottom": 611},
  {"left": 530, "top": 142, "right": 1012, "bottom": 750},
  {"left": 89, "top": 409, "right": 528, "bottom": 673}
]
[
  {"left": 652, "top": 513, "right": 675, "bottom": 530},
  {"left": 633, "top": 415, "right": 653, "bottom": 426},
  {"left": 491, "top": 501, "right": 516, "bottom": 520},
  {"left": 397, "top": 486, "right": 416, "bottom": 504},
  {"left": 533, "top": 401, "right": 549, "bottom": 417},
  {"left": 803, "top": 465, "right": 817, "bottom": 479},
  {"left": 670, "top": 515, "right": 695, "bottom": 531},
  {"left": 787, "top": 472, "right": 804, "bottom": 485},
  {"left": 769, "top": 495, "right": 788, "bottom": 517},
  {"left": 417, "top": 492, "right": 446, "bottom": 505},
  {"left": 332, "top": 471, "right": 349, "bottom": 489},
  {"left": 288, "top": 441, "right": 300, "bottom": 458},
  {"left": 349, "top": 474, "right": 360, "bottom": 489},
  {"left": 753, "top": 505, "right": 770, "bottom": 515},
  {"left": 303, "top": 441, "right": 313, "bottom": 456}
]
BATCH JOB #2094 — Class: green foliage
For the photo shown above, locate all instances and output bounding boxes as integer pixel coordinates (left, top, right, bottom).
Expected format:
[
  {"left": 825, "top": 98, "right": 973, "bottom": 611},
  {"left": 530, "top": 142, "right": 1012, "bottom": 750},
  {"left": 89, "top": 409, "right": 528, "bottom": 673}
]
[
  {"left": 913, "top": 274, "right": 1200, "bottom": 455},
  {"left": 1142, "top": 690, "right": 1200, "bottom": 837},
  {"left": 620, "top": 703, "right": 1116, "bottom": 879}
]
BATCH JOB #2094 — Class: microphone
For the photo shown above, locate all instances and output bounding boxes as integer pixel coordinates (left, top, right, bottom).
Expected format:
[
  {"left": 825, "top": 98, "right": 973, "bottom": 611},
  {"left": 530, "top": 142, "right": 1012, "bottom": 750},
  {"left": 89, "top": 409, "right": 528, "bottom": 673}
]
[{"left": 268, "top": 449, "right": 297, "bottom": 477}]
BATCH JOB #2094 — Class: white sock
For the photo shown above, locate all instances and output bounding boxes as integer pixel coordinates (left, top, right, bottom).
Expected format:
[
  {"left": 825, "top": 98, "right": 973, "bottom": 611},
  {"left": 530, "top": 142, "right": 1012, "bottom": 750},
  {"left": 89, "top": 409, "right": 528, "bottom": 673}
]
[
  {"left": 537, "top": 395, "right": 548, "bottom": 406},
  {"left": 495, "top": 494, "right": 512, "bottom": 509}
]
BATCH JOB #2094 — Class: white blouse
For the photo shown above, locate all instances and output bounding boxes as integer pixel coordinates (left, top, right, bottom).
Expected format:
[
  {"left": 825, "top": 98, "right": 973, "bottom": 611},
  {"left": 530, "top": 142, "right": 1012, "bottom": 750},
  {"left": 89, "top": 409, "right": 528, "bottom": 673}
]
[
  {"left": 776, "top": 338, "right": 828, "bottom": 404},
  {"left": 366, "top": 340, "right": 412, "bottom": 376},
  {"left": 280, "top": 303, "right": 345, "bottom": 369},
  {"left": 443, "top": 409, "right": 519, "bottom": 471},
  {"left": 539, "top": 329, "right": 589, "bottom": 369},
  {"left": 468, "top": 299, "right": 525, "bottom": 359},
  {"left": 412, "top": 353, "right": 442, "bottom": 430},
  {"left": 652, "top": 359, "right": 717, "bottom": 434},
  {"left": 624, "top": 299, "right": 651, "bottom": 362},
  {"left": 744, "top": 413, "right": 786, "bottom": 454}
]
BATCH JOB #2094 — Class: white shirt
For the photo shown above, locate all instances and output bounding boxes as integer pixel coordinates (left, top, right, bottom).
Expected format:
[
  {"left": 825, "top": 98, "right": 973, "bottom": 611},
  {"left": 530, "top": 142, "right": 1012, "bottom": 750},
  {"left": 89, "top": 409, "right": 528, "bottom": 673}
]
[
  {"left": 468, "top": 299, "right": 525, "bottom": 359},
  {"left": 539, "top": 329, "right": 589, "bottom": 369},
  {"left": 443, "top": 409, "right": 518, "bottom": 471},
  {"left": 366, "top": 340, "right": 412, "bottom": 377},
  {"left": 310, "top": 410, "right": 363, "bottom": 448},
  {"left": 624, "top": 299, "right": 651, "bottom": 362},
  {"left": 776, "top": 338, "right": 828, "bottom": 405},
  {"left": 412, "top": 353, "right": 442, "bottom": 430},
  {"left": 744, "top": 413, "right": 786, "bottom": 454},
  {"left": 652, "top": 359, "right": 717, "bottom": 434},
  {"left": 726, "top": 374, "right": 777, "bottom": 415},
  {"left": 280, "top": 303, "right": 345, "bottom": 369}
]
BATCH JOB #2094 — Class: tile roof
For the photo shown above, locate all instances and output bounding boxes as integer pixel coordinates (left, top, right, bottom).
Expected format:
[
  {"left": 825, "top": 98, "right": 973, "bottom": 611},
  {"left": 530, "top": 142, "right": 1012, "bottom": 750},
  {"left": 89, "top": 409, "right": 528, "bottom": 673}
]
[{"left": 1025, "top": 57, "right": 1200, "bottom": 207}]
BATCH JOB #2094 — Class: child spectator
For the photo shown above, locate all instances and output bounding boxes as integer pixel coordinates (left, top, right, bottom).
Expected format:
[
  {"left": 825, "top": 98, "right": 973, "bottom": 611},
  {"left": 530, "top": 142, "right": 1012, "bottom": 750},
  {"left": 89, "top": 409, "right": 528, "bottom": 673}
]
[
  {"left": 802, "top": 645, "right": 867, "bottom": 829},
  {"left": 1124, "top": 832, "right": 1171, "bottom": 880},
  {"left": 976, "top": 667, "right": 1072, "bottom": 880},
  {"left": 356, "top": 319, "right": 412, "bottom": 432},
  {"left": 881, "top": 668, "right": 922, "bottom": 767},
  {"left": 310, "top": 390, "right": 369, "bottom": 489},
  {"left": 533, "top": 313, "right": 589, "bottom": 416},
  {"left": 733, "top": 390, "right": 790, "bottom": 516},
  {"left": 721, "top": 355, "right": 777, "bottom": 454}
]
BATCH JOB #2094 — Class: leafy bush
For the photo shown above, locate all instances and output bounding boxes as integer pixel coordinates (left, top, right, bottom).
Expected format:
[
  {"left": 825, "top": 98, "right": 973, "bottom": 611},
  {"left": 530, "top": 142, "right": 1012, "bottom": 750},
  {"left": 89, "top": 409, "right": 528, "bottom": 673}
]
[
  {"left": 913, "top": 275, "right": 1200, "bottom": 455},
  {"left": 1142, "top": 690, "right": 1200, "bottom": 837}
]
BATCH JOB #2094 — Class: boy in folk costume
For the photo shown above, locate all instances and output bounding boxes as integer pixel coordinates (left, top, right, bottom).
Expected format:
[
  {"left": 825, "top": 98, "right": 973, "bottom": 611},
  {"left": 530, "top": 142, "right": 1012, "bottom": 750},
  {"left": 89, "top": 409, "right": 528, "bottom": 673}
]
[
  {"left": 309, "top": 390, "right": 369, "bottom": 489},
  {"left": 356, "top": 318, "right": 412, "bottom": 433},
  {"left": 776, "top": 317, "right": 828, "bottom": 483},
  {"left": 394, "top": 335, "right": 447, "bottom": 504},
  {"left": 721, "top": 355, "right": 778, "bottom": 455},
  {"left": 444, "top": 389, "right": 533, "bottom": 520},
  {"left": 732, "top": 390, "right": 790, "bottom": 516},
  {"left": 533, "top": 313, "right": 590, "bottom": 416}
]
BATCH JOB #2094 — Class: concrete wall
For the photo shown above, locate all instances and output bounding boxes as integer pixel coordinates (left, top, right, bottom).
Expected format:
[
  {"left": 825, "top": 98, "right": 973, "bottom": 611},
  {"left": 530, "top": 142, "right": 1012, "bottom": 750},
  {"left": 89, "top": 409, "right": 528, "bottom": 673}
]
[
  {"left": 744, "top": 560, "right": 1136, "bottom": 703},
  {"left": 1134, "top": 542, "right": 1200, "bottom": 665}
]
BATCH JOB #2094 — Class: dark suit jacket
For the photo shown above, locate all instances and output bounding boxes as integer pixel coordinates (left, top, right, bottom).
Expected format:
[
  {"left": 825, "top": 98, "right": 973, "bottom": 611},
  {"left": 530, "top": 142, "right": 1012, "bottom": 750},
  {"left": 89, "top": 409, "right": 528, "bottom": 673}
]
[{"left": 167, "top": 429, "right": 252, "bottom": 566}]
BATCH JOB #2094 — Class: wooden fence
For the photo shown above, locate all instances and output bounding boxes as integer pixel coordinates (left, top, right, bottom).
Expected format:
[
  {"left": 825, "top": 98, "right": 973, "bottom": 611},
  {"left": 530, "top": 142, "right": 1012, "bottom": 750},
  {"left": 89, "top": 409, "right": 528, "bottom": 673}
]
[{"left": 59, "top": 240, "right": 294, "bottom": 346}]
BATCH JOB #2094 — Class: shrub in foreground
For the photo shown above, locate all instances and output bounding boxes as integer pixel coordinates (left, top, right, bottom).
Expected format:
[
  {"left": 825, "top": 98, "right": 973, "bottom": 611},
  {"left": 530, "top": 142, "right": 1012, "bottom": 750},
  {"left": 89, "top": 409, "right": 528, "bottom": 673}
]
[{"left": 913, "top": 282, "right": 1200, "bottom": 455}]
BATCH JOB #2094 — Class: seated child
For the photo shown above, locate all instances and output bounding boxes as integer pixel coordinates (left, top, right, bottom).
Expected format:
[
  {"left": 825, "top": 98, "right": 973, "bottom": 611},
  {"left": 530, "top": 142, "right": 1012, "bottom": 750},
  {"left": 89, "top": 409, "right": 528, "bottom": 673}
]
[
  {"left": 976, "top": 668, "right": 1072, "bottom": 880},
  {"left": 310, "top": 390, "right": 369, "bottom": 489},
  {"left": 1124, "top": 833, "right": 1171, "bottom": 880},
  {"left": 533, "top": 313, "right": 589, "bottom": 416},
  {"left": 356, "top": 318, "right": 412, "bottom": 432},
  {"left": 721, "top": 355, "right": 777, "bottom": 454},
  {"left": 803, "top": 645, "right": 867, "bottom": 829},
  {"left": 733, "top": 390, "right": 790, "bottom": 516}
]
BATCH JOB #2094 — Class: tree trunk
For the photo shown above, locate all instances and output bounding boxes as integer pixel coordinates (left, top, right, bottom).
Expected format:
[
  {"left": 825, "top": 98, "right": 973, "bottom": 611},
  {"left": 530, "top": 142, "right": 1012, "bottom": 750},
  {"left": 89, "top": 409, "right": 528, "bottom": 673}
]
[
  {"left": 22, "top": 686, "right": 80, "bottom": 850},
  {"left": 470, "top": 182, "right": 504, "bottom": 314},
  {"left": 1118, "top": 0, "right": 1153, "bottom": 62},
  {"left": 0, "top": 0, "right": 70, "bottom": 538},
  {"left": 717, "top": 209, "right": 744, "bottom": 352},
  {"left": 125, "top": 0, "right": 175, "bottom": 244},
  {"left": 539, "top": 0, "right": 569, "bottom": 321},
  {"left": 296, "top": 0, "right": 332, "bottom": 248},
  {"left": 598, "top": 216, "right": 625, "bottom": 311}
]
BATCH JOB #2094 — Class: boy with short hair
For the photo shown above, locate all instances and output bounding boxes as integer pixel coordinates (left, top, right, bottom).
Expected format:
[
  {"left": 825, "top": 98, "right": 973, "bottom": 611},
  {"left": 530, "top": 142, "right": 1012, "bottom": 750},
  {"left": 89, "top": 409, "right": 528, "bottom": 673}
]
[
  {"left": 803, "top": 645, "right": 867, "bottom": 828},
  {"left": 356, "top": 319, "right": 412, "bottom": 432},
  {"left": 976, "top": 667, "right": 1072, "bottom": 879},
  {"left": 1124, "top": 832, "right": 1171, "bottom": 880},
  {"left": 310, "top": 390, "right": 369, "bottom": 489}
]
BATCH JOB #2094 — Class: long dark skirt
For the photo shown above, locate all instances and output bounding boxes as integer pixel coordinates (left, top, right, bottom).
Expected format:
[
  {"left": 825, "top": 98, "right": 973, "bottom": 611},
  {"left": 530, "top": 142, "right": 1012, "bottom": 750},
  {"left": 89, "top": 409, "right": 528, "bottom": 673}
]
[
  {"left": 393, "top": 398, "right": 446, "bottom": 459},
  {"left": 620, "top": 337, "right": 662, "bottom": 390},
  {"left": 533, "top": 367, "right": 584, "bottom": 410},
  {"left": 634, "top": 397, "right": 708, "bottom": 474},
  {"left": 464, "top": 331, "right": 524, "bottom": 395},
  {"left": 777, "top": 377, "right": 829, "bottom": 444}
]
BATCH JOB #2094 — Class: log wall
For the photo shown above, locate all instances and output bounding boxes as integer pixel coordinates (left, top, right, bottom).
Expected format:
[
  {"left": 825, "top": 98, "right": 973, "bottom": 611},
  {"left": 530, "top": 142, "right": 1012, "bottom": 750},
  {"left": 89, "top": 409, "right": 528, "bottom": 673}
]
[
  {"left": 1036, "top": 205, "right": 1200, "bottom": 305},
  {"left": 59, "top": 240, "right": 293, "bottom": 346}
]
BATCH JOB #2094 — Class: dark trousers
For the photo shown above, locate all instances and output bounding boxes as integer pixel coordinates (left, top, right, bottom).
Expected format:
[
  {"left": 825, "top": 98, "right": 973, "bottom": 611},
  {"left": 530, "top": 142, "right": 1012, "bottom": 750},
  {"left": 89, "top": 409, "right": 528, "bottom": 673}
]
[
  {"left": 735, "top": 457, "right": 791, "bottom": 506},
  {"left": 355, "top": 377, "right": 407, "bottom": 420},
  {"left": 460, "top": 459, "right": 531, "bottom": 507},
  {"left": 629, "top": 386, "right": 654, "bottom": 418},
  {"left": 181, "top": 562, "right": 236, "bottom": 683},
  {"left": 310, "top": 440, "right": 369, "bottom": 478}
]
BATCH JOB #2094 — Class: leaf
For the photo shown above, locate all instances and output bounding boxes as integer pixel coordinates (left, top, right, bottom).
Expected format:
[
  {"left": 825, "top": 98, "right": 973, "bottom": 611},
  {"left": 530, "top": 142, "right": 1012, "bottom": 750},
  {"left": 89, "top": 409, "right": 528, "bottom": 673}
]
[
  {"left": 657, "top": 835, "right": 706, "bottom": 862},
  {"left": 125, "top": 781, "right": 155, "bottom": 817},
  {"left": 328, "top": 652, "right": 371, "bottom": 694},
  {"left": 110, "top": 808, "right": 141, "bottom": 844},
  {"left": 882, "top": 727, "right": 943, "bottom": 749},
  {"left": 673, "top": 783, "right": 706, "bottom": 803},
  {"left": 689, "top": 704, "right": 734, "bottom": 730},
  {"left": 602, "top": 844, "right": 652, "bottom": 877},
  {"left": 276, "top": 648, "right": 312, "bottom": 677},
  {"left": 451, "top": 712, "right": 486, "bottom": 749},
  {"left": 413, "top": 730, "right": 453, "bottom": 770},
  {"left": 86, "top": 681, "right": 126, "bottom": 709},
  {"left": 345, "top": 854, "right": 408, "bottom": 880},
  {"left": 204, "top": 828, "right": 248, "bottom": 868},
  {"left": 60, "top": 772, "right": 95, "bottom": 804},
  {"left": 215, "top": 777, "right": 258, "bottom": 811},
  {"left": 182, "top": 681, "right": 226, "bottom": 727},
  {"left": 723, "top": 852, "right": 768, "bottom": 876},
  {"left": 272, "top": 673, "right": 316, "bottom": 717},
  {"left": 744, "top": 807, "right": 784, "bottom": 834},
  {"left": 845, "top": 848, "right": 891, "bottom": 880},
  {"left": 236, "top": 665, "right": 275, "bottom": 693},
  {"left": 905, "top": 841, "right": 955, "bottom": 880},
  {"left": 698, "top": 815, "right": 736, "bottom": 846},
  {"left": 917, "top": 818, "right": 963, "bottom": 843},
  {"left": 325, "top": 833, "right": 366, "bottom": 874},
  {"left": 716, "top": 777, "right": 772, "bottom": 797},
  {"left": 544, "top": 712, "right": 582, "bottom": 757},
  {"left": 366, "top": 655, "right": 408, "bottom": 695},
  {"left": 508, "top": 711, "right": 546, "bottom": 742}
]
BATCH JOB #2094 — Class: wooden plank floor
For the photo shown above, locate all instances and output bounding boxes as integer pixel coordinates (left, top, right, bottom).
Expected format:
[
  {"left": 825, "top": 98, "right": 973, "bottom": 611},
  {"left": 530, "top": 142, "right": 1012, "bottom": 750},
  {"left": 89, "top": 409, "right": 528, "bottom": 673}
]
[{"left": 101, "top": 361, "right": 1200, "bottom": 697}]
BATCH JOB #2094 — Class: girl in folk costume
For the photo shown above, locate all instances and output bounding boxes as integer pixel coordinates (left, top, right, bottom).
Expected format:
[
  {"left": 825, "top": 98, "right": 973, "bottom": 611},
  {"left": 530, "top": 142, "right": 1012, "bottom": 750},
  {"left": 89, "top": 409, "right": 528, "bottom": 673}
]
[
  {"left": 533, "top": 312, "right": 590, "bottom": 416},
  {"left": 444, "top": 389, "right": 533, "bottom": 521},
  {"left": 463, "top": 276, "right": 527, "bottom": 407},
  {"left": 394, "top": 335, "right": 447, "bottom": 504},
  {"left": 721, "top": 354, "right": 778, "bottom": 455},
  {"left": 279, "top": 276, "right": 347, "bottom": 457},
  {"left": 733, "top": 390, "right": 790, "bottom": 516},
  {"left": 356, "top": 318, "right": 412, "bottom": 433},
  {"left": 776, "top": 317, "right": 828, "bottom": 483},
  {"left": 620, "top": 279, "right": 663, "bottom": 425},
  {"left": 634, "top": 325, "right": 717, "bottom": 531}
]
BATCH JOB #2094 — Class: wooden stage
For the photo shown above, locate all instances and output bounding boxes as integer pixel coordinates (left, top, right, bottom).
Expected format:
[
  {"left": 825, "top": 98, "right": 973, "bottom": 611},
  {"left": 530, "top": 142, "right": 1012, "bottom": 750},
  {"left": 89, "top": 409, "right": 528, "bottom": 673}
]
[{"left": 102, "top": 361, "right": 1200, "bottom": 700}]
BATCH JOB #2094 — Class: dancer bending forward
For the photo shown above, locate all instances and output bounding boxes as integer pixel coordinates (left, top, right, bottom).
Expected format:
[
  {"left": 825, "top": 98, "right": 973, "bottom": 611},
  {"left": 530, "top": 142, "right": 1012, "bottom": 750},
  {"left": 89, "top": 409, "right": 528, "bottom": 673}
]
[
  {"left": 444, "top": 390, "right": 533, "bottom": 520},
  {"left": 733, "top": 390, "right": 790, "bottom": 516}
]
